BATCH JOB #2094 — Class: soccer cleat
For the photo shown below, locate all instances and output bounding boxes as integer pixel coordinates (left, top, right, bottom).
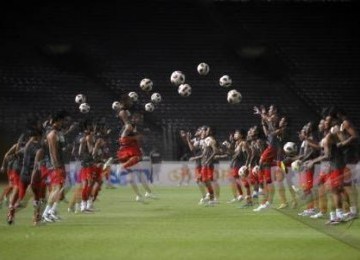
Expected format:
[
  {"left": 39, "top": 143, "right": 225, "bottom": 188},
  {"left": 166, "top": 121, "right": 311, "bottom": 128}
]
[
  {"left": 144, "top": 192, "right": 157, "bottom": 199},
  {"left": 205, "top": 200, "right": 216, "bottom": 207},
  {"left": 310, "top": 212, "right": 325, "bottom": 219},
  {"left": 343, "top": 213, "right": 357, "bottom": 222},
  {"left": 237, "top": 195, "right": 244, "bottom": 201},
  {"left": 253, "top": 203, "right": 270, "bottom": 212},
  {"left": 298, "top": 209, "right": 316, "bottom": 217},
  {"left": 49, "top": 212, "right": 60, "bottom": 221},
  {"left": 7, "top": 208, "right": 15, "bottom": 225},
  {"left": 251, "top": 191, "right": 258, "bottom": 199},
  {"left": 136, "top": 195, "right": 144, "bottom": 202},
  {"left": 227, "top": 198, "right": 238, "bottom": 204},
  {"left": 325, "top": 219, "right": 341, "bottom": 225},
  {"left": 277, "top": 203, "right": 288, "bottom": 210},
  {"left": 42, "top": 214, "right": 54, "bottom": 223},
  {"left": 198, "top": 197, "right": 209, "bottom": 205}
]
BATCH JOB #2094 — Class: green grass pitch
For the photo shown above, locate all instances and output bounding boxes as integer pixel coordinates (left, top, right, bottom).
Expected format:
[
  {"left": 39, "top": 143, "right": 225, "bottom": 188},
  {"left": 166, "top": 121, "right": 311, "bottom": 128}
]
[{"left": 0, "top": 184, "right": 360, "bottom": 260}]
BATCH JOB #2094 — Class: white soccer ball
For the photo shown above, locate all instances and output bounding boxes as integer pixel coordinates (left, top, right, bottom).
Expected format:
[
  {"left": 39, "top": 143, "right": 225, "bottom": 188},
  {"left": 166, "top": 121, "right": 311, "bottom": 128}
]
[
  {"left": 222, "top": 140, "right": 231, "bottom": 149},
  {"left": 178, "top": 84, "right": 192, "bottom": 97},
  {"left": 140, "top": 78, "right": 153, "bottom": 92},
  {"left": 227, "top": 89, "right": 242, "bottom": 104},
  {"left": 151, "top": 93, "right": 162, "bottom": 104},
  {"left": 128, "top": 92, "right": 138, "bottom": 102},
  {"left": 170, "top": 71, "right": 185, "bottom": 86},
  {"left": 112, "top": 101, "right": 121, "bottom": 111},
  {"left": 204, "top": 136, "right": 216, "bottom": 147},
  {"left": 197, "top": 62, "right": 210, "bottom": 76},
  {"left": 219, "top": 75, "right": 232, "bottom": 88},
  {"left": 291, "top": 160, "right": 302, "bottom": 172},
  {"left": 144, "top": 102, "right": 155, "bottom": 112},
  {"left": 252, "top": 165, "right": 260, "bottom": 175},
  {"left": 79, "top": 103, "right": 90, "bottom": 113},
  {"left": 75, "top": 94, "right": 86, "bottom": 104},
  {"left": 238, "top": 166, "right": 248, "bottom": 178},
  {"left": 283, "top": 142, "right": 298, "bottom": 156}
]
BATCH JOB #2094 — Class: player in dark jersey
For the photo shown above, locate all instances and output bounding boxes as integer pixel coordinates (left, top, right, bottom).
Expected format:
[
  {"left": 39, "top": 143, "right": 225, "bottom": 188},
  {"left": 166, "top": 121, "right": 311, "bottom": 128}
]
[
  {"left": 336, "top": 110, "right": 359, "bottom": 219},
  {"left": 305, "top": 116, "right": 346, "bottom": 224},
  {"left": 42, "top": 110, "right": 69, "bottom": 221},
  {"left": 186, "top": 127, "right": 207, "bottom": 203}
]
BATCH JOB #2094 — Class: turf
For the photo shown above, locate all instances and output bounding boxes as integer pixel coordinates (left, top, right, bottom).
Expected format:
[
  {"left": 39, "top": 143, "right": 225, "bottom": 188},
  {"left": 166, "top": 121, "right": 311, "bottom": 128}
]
[{"left": 0, "top": 185, "right": 360, "bottom": 260}]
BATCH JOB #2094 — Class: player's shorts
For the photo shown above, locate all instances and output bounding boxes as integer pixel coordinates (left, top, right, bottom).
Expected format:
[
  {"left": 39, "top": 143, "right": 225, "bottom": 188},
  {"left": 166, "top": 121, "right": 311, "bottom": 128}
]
[
  {"left": 117, "top": 146, "right": 142, "bottom": 163},
  {"left": 50, "top": 167, "right": 66, "bottom": 185},
  {"left": 194, "top": 166, "right": 202, "bottom": 182},
  {"left": 257, "top": 169, "right": 264, "bottom": 183},
  {"left": 230, "top": 167, "right": 240, "bottom": 179},
  {"left": 248, "top": 169, "right": 258, "bottom": 185},
  {"left": 260, "top": 146, "right": 277, "bottom": 165},
  {"left": 8, "top": 169, "right": 20, "bottom": 187},
  {"left": 93, "top": 166, "right": 103, "bottom": 182},
  {"left": 329, "top": 168, "right": 344, "bottom": 189},
  {"left": 80, "top": 166, "right": 96, "bottom": 182},
  {"left": 262, "top": 167, "right": 272, "bottom": 184},
  {"left": 201, "top": 166, "right": 214, "bottom": 182},
  {"left": 300, "top": 170, "right": 314, "bottom": 192}
]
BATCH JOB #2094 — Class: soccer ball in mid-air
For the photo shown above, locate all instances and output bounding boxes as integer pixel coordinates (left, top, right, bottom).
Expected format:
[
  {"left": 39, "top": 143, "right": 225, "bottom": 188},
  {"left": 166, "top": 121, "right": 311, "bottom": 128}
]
[
  {"left": 128, "top": 92, "right": 138, "bottom": 102},
  {"left": 79, "top": 103, "right": 90, "bottom": 113},
  {"left": 178, "top": 84, "right": 192, "bottom": 97},
  {"left": 151, "top": 93, "right": 162, "bottom": 104},
  {"left": 170, "top": 71, "right": 185, "bottom": 86},
  {"left": 219, "top": 75, "right": 232, "bottom": 87},
  {"left": 283, "top": 142, "right": 298, "bottom": 156},
  {"left": 238, "top": 166, "right": 248, "bottom": 178},
  {"left": 252, "top": 165, "right": 260, "bottom": 175},
  {"left": 112, "top": 101, "right": 121, "bottom": 110},
  {"left": 140, "top": 78, "right": 153, "bottom": 92},
  {"left": 291, "top": 160, "right": 302, "bottom": 172},
  {"left": 197, "top": 62, "right": 210, "bottom": 76},
  {"left": 227, "top": 89, "right": 242, "bottom": 104},
  {"left": 204, "top": 136, "right": 216, "bottom": 147},
  {"left": 145, "top": 102, "right": 155, "bottom": 112},
  {"left": 75, "top": 94, "right": 86, "bottom": 104}
]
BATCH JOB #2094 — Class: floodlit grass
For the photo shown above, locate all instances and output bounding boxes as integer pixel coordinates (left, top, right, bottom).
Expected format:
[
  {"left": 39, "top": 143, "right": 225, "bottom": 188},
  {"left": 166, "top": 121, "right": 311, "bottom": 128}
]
[{"left": 0, "top": 184, "right": 359, "bottom": 260}]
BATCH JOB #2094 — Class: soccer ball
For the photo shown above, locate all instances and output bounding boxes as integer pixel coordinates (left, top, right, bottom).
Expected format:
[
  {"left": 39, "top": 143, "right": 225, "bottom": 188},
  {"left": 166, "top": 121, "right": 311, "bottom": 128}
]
[
  {"left": 178, "top": 84, "right": 192, "bottom": 97},
  {"left": 128, "top": 92, "right": 138, "bottom": 102},
  {"left": 219, "top": 75, "right": 232, "bottom": 87},
  {"left": 204, "top": 136, "right": 216, "bottom": 147},
  {"left": 227, "top": 89, "right": 242, "bottom": 104},
  {"left": 145, "top": 102, "right": 155, "bottom": 112},
  {"left": 75, "top": 94, "right": 86, "bottom": 104},
  {"left": 112, "top": 101, "right": 121, "bottom": 110},
  {"left": 170, "top": 71, "right": 185, "bottom": 86},
  {"left": 291, "top": 160, "right": 302, "bottom": 172},
  {"left": 222, "top": 140, "right": 231, "bottom": 149},
  {"left": 79, "top": 103, "right": 90, "bottom": 113},
  {"left": 197, "top": 62, "right": 210, "bottom": 76},
  {"left": 238, "top": 166, "right": 248, "bottom": 178},
  {"left": 140, "top": 78, "right": 153, "bottom": 92},
  {"left": 151, "top": 93, "right": 162, "bottom": 103},
  {"left": 252, "top": 165, "right": 260, "bottom": 175},
  {"left": 283, "top": 142, "right": 298, "bottom": 156}
]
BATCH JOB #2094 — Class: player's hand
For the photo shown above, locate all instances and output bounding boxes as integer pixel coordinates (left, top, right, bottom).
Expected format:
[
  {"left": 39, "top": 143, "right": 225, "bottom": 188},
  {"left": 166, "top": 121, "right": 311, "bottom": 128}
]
[
  {"left": 189, "top": 157, "right": 195, "bottom": 161},
  {"left": 0, "top": 166, "right": 4, "bottom": 174},
  {"left": 253, "top": 106, "right": 261, "bottom": 115},
  {"left": 336, "top": 142, "right": 344, "bottom": 148}
]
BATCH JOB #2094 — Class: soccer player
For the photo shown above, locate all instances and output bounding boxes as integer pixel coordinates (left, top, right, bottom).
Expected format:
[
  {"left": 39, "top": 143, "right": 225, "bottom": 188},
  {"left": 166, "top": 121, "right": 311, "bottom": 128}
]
[
  {"left": 336, "top": 110, "right": 359, "bottom": 219},
  {"left": 116, "top": 99, "right": 154, "bottom": 202},
  {"left": 185, "top": 127, "right": 207, "bottom": 203},
  {"left": 190, "top": 126, "right": 218, "bottom": 206},
  {"left": 227, "top": 129, "right": 249, "bottom": 204},
  {"left": 42, "top": 110, "right": 69, "bottom": 221},
  {"left": 305, "top": 116, "right": 346, "bottom": 224}
]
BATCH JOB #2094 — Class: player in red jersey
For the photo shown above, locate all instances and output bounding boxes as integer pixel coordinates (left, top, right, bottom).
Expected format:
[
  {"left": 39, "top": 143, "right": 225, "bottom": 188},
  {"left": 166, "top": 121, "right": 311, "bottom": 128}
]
[{"left": 116, "top": 99, "right": 154, "bottom": 202}]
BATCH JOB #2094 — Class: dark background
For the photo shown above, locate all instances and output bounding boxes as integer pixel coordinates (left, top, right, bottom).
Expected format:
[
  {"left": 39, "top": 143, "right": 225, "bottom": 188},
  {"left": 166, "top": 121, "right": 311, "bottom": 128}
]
[{"left": 1, "top": 0, "right": 359, "bottom": 176}]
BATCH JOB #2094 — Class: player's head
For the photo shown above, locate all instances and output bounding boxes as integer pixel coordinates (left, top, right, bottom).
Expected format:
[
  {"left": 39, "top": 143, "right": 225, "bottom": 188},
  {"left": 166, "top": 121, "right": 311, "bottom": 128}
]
[
  {"left": 51, "top": 110, "right": 70, "bottom": 130},
  {"left": 268, "top": 104, "right": 277, "bottom": 116},
  {"left": 279, "top": 116, "right": 288, "bottom": 128},
  {"left": 318, "top": 119, "right": 325, "bottom": 133}
]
